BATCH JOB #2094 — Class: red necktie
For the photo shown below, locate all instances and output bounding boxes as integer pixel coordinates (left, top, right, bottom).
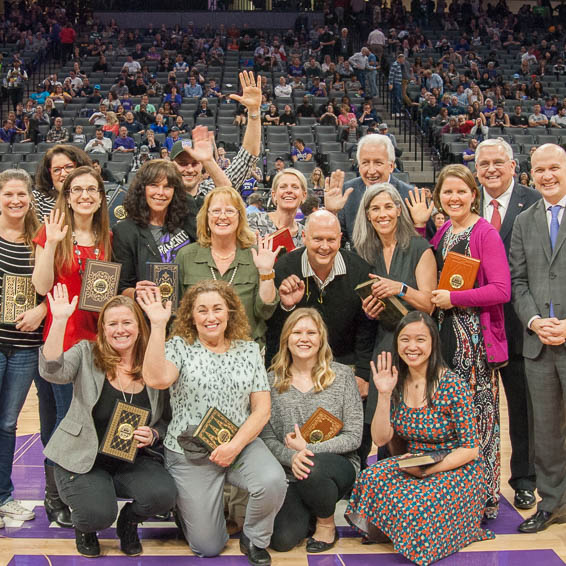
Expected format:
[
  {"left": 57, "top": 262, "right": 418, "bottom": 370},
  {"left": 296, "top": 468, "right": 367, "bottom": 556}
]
[{"left": 490, "top": 199, "right": 501, "bottom": 231}]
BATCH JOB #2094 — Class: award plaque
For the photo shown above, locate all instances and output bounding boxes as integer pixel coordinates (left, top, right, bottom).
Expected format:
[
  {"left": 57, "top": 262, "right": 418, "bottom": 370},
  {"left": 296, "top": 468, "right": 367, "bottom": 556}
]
[
  {"left": 78, "top": 259, "right": 122, "bottom": 312},
  {"left": 300, "top": 407, "right": 343, "bottom": 444},
  {"left": 355, "top": 279, "right": 409, "bottom": 330},
  {"left": 107, "top": 186, "right": 128, "bottom": 227},
  {"left": 438, "top": 251, "right": 480, "bottom": 292},
  {"left": 146, "top": 262, "right": 179, "bottom": 312},
  {"left": 99, "top": 400, "right": 150, "bottom": 462},
  {"left": 193, "top": 407, "right": 239, "bottom": 452},
  {"left": 1, "top": 274, "right": 37, "bottom": 325},
  {"left": 268, "top": 227, "right": 295, "bottom": 259}
]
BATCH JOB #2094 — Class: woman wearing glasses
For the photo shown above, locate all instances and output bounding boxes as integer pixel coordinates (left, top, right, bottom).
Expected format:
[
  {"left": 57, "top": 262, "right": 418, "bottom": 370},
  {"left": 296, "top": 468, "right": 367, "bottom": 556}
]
[
  {"left": 112, "top": 159, "right": 196, "bottom": 300},
  {"left": 32, "top": 166, "right": 112, "bottom": 527}
]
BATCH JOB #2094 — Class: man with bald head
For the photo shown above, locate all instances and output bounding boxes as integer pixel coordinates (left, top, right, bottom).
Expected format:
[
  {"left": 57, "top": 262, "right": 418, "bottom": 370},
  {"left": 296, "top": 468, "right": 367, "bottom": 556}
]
[
  {"left": 510, "top": 144, "right": 566, "bottom": 533},
  {"left": 476, "top": 138, "right": 540, "bottom": 511},
  {"left": 266, "top": 210, "right": 376, "bottom": 407}
]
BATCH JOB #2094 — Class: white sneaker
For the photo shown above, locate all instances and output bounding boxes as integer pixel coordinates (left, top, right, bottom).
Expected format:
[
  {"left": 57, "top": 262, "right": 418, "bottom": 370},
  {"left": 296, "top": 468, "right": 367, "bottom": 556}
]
[{"left": 0, "top": 500, "right": 35, "bottom": 521}]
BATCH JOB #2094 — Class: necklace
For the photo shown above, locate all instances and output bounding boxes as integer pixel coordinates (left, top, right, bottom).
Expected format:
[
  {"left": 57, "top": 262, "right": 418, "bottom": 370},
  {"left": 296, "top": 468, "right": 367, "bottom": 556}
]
[
  {"left": 211, "top": 248, "right": 236, "bottom": 261},
  {"left": 210, "top": 264, "right": 238, "bottom": 286},
  {"left": 116, "top": 371, "right": 134, "bottom": 404},
  {"left": 73, "top": 231, "right": 99, "bottom": 275}
]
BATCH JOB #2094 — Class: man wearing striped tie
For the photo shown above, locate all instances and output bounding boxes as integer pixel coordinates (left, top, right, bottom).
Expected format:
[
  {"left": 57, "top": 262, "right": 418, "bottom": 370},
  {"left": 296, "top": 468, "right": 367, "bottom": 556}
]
[
  {"left": 510, "top": 144, "right": 566, "bottom": 533},
  {"left": 476, "top": 139, "right": 540, "bottom": 512}
]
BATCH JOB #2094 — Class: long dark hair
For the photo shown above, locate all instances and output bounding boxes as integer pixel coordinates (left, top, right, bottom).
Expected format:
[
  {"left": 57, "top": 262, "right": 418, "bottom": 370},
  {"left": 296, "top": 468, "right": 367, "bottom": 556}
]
[
  {"left": 391, "top": 311, "right": 446, "bottom": 408},
  {"left": 124, "top": 159, "right": 189, "bottom": 233}
]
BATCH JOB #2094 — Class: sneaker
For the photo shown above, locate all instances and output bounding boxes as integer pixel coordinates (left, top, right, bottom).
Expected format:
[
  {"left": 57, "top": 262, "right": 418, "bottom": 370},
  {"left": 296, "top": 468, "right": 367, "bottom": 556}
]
[
  {"left": 0, "top": 500, "right": 35, "bottom": 521},
  {"left": 75, "top": 529, "right": 100, "bottom": 557}
]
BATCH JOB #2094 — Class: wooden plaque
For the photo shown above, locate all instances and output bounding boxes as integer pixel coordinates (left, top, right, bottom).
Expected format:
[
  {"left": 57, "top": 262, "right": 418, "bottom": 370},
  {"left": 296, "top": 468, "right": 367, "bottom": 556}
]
[
  {"left": 193, "top": 407, "right": 239, "bottom": 452},
  {"left": 1, "top": 274, "right": 37, "bottom": 325},
  {"left": 438, "top": 251, "right": 480, "bottom": 292},
  {"left": 146, "top": 262, "right": 179, "bottom": 313},
  {"left": 355, "top": 278, "right": 409, "bottom": 330},
  {"left": 107, "top": 186, "right": 128, "bottom": 227},
  {"left": 268, "top": 227, "right": 295, "bottom": 259},
  {"left": 300, "top": 407, "right": 343, "bottom": 444},
  {"left": 78, "top": 259, "right": 122, "bottom": 312},
  {"left": 99, "top": 400, "right": 150, "bottom": 462}
]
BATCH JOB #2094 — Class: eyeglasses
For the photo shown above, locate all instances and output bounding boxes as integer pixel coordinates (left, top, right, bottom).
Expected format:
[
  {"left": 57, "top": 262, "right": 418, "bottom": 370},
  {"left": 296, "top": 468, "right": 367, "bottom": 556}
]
[
  {"left": 476, "top": 159, "right": 511, "bottom": 170},
  {"left": 51, "top": 164, "right": 75, "bottom": 176},
  {"left": 208, "top": 208, "right": 239, "bottom": 218},
  {"left": 68, "top": 187, "right": 101, "bottom": 196}
]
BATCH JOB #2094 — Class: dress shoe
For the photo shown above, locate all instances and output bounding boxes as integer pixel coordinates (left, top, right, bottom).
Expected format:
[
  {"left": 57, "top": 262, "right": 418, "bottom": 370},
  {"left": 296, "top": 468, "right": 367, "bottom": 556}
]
[
  {"left": 116, "top": 503, "right": 142, "bottom": 556},
  {"left": 514, "top": 489, "right": 536, "bottom": 510},
  {"left": 306, "top": 529, "right": 339, "bottom": 553},
  {"left": 518, "top": 510, "right": 565, "bottom": 533},
  {"left": 75, "top": 529, "right": 100, "bottom": 557},
  {"left": 240, "top": 532, "right": 271, "bottom": 566}
]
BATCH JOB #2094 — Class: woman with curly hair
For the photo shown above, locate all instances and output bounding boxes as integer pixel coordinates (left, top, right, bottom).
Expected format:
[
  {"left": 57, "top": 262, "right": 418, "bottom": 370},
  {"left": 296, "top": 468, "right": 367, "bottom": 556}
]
[
  {"left": 262, "top": 308, "right": 362, "bottom": 553},
  {"left": 112, "top": 159, "right": 197, "bottom": 299},
  {"left": 137, "top": 280, "right": 287, "bottom": 562}
]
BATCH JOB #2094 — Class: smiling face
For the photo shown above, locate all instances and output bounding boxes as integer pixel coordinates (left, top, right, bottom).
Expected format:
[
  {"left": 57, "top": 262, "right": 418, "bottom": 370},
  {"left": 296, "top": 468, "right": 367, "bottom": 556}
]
[
  {"left": 397, "top": 320, "right": 432, "bottom": 373},
  {"left": 0, "top": 178, "right": 30, "bottom": 221},
  {"left": 50, "top": 152, "right": 76, "bottom": 192},
  {"left": 288, "top": 316, "right": 321, "bottom": 364},
  {"left": 173, "top": 151, "right": 203, "bottom": 193},
  {"left": 273, "top": 173, "right": 305, "bottom": 212},
  {"left": 145, "top": 175, "right": 174, "bottom": 217},
  {"left": 304, "top": 212, "right": 341, "bottom": 276},
  {"left": 207, "top": 193, "right": 240, "bottom": 240},
  {"left": 476, "top": 144, "right": 516, "bottom": 198},
  {"left": 531, "top": 145, "right": 566, "bottom": 205},
  {"left": 439, "top": 175, "right": 477, "bottom": 223},
  {"left": 358, "top": 142, "right": 394, "bottom": 186},
  {"left": 66, "top": 173, "right": 103, "bottom": 218},
  {"left": 103, "top": 305, "right": 139, "bottom": 354},
  {"left": 367, "top": 192, "right": 400, "bottom": 239},
  {"left": 193, "top": 291, "right": 229, "bottom": 344}
]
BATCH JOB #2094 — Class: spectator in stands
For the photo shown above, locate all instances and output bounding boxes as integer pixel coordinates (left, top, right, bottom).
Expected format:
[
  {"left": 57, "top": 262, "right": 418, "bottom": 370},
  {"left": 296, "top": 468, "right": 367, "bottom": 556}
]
[
  {"left": 59, "top": 22, "right": 76, "bottom": 63},
  {"left": 0, "top": 119, "right": 18, "bottom": 143},
  {"left": 150, "top": 113, "right": 168, "bottom": 135},
  {"left": 518, "top": 172, "right": 532, "bottom": 187},
  {"left": 184, "top": 75, "right": 203, "bottom": 99},
  {"left": 462, "top": 138, "right": 478, "bottom": 168},
  {"left": 309, "top": 167, "right": 325, "bottom": 200},
  {"left": 102, "top": 112, "right": 120, "bottom": 138},
  {"left": 266, "top": 157, "right": 286, "bottom": 188},
  {"left": 92, "top": 54, "right": 108, "bottom": 73},
  {"left": 279, "top": 105, "right": 296, "bottom": 126},
  {"left": 72, "top": 125, "right": 86, "bottom": 145},
  {"left": 246, "top": 192, "right": 265, "bottom": 216},
  {"left": 441, "top": 116, "right": 460, "bottom": 134},
  {"left": 388, "top": 53, "right": 405, "bottom": 117},
  {"left": 291, "top": 139, "right": 313, "bottom": 162},
  {"left": 338, "top": 104, "right": 357, "bottom": 126},
  {"left": 490, "top": 106, "right": 511, "bottom": 128},
  {"left": 528, "top": 104, "right": 549, "bottom": 127},
  {"left": 85, "top": 128, "right": 112, "bottom": 154},
  {"left": 263, "top": 103, "right": 280, "bottom": 126},
  {"left": 309, "top": 77, "right": 327, "bottom": 98},
  {"left": 141, "top": 129, "right": 161, "bottom": 154},
  {"left": 509, "top": 105, "right": 528, "bottom": 128},
  {"left": 164, "top": 126, "right": 181, "bottom": 153},
  {"left": 113, "top": 126, "right": 135, "bottom": 153},
  {"left": 542, "top": 98, "right": 558, "bottom": 119},
  {"left": 130, "top": 146, "right": 153, "bottom": 172},
  {"left": 91, "top": 159, "right": 118, "bottom": 183},
  {"left": 358, "top": 102, "right": 381, "bottom": 127},
  {"left": 205, "top": 79, "right": 223, "bottom": 100},
  {"left": 46, "top": 117, "right": 69, "bottom": 143},
  {"left": 216, "top": 146, "right": 231, "bottom": 171},
  {"left": 5, "top": 59, "right": 28, "bottom": 110},
  {"left": 296, "top": 96, "right": 315, "bottom": 119},
  {"left": 274, "top": 76, "right": 292, "bottom": 98},
  {"left": 319, "top": 103, "right": 339, "bottom": 126},
  {"left": 550, "top": 107, "right": 566, "bottom": 128},
  {"left": 194, "top": 98, "right": 213, "bottom": 122}
]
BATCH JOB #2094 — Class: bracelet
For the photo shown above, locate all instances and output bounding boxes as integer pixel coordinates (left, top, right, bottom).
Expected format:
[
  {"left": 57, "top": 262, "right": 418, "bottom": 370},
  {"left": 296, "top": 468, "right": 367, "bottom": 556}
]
[
  {"left": 249, "top": 112, "right": 260, "bottom": 119},
  {"left": 259, "top": 271, "right": 275, "bottom": 281}
]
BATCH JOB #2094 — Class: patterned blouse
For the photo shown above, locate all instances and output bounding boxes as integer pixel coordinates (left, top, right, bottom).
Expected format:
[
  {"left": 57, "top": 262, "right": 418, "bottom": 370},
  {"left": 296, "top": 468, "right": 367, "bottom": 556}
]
[
  {"left": 164, "top": 337, "right": 270, "bottom": 454},
  {"left": 248, "top": 212, "right": 305, "bottom": 248}
]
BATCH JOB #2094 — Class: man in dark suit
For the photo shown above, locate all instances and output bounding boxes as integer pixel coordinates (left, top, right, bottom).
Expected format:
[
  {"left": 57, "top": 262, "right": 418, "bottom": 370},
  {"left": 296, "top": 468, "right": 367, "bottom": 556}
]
[
  {"left": 331, "top": 134, "right": 414, "bottom": 244},
  {"left": 510, "top": 143, "right": 566, "bottom": 533},
  {"left": 476, "top": 139, "right": 540, "bottom": 511}
]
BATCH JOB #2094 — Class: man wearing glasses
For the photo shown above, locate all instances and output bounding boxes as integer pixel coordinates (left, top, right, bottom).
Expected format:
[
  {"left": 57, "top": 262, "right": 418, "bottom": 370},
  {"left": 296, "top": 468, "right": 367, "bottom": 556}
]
[{"left": 475, "top": 138, "right": 540, "bottom": 511}]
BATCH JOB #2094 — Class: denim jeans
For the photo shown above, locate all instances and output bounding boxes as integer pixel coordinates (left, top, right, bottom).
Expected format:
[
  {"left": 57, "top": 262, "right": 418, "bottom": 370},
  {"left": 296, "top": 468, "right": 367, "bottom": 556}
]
[
  {"left": 391, "top": 83, "right": 402, "bottom": 113},
  {"left": 366, "top": 70, "right": 378, "bottom": 97},
  {"left": 0, "top": 347, "right": 40, "bottom": 504}
]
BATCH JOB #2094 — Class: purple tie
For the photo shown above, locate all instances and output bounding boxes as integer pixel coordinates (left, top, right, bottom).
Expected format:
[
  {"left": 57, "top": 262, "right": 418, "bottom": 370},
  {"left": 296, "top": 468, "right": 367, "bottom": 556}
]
[{"left": 549, "top": 205, "right": 561, "bottom": 316}]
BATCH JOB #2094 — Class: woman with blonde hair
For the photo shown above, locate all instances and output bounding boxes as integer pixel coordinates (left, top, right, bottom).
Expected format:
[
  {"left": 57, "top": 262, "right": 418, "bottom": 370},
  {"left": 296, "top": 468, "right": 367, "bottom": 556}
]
[
  {"left": 262, "top": 308, "right": 363, "bottom": 553},
  {"left": 40, "top": 289, "right": 176, "bottom": 558},
  {"left": 175, "top": 186, "right": 280, "bottom": 346},
  {"left": 137, "top": 280, "right": 286, "bottom": 562},
  {"left": 248, "top": 168, "right": 307, "bottom": 248},
  {"left": 309, "top": 167, "right": 325, "bottom": 200},
  {"left": 102, "top": 111, "right": 119, "bottom": 137}
]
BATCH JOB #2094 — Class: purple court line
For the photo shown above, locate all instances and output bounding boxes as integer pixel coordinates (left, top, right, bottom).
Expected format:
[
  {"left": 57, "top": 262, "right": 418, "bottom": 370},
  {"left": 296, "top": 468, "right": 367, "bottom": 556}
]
[
  {"left": 13, "top": 433, "right": 39, "bottom": 461},
  {"left": 13, "top": 434, "right": 41, "bottom": 464},
  {"left": 8, "top": 555, "right": 250, "bottom": 565}
]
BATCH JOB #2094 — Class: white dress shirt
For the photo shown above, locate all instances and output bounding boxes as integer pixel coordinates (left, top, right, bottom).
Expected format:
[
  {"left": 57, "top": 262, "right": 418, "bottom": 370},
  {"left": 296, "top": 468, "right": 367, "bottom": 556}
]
[{"left": 482, "top": 180, "right": 514, "bottom": 225}]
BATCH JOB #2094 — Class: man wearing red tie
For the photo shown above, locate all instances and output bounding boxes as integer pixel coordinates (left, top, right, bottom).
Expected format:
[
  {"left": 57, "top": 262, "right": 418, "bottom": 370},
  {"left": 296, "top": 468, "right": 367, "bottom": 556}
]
[{"left": 476, "top": 139, "right": 540, "bottom": 511}]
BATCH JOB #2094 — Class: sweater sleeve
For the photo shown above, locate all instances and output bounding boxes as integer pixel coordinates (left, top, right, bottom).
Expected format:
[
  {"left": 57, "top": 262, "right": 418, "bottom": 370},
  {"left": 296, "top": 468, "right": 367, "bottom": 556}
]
[
  {"left": 260, "top": 419, "right": 295, "bottom": 467},
  {"left": 112, "top": 221, "right": 138, "bottom": 294},
  {"left": 39, "top": 341, "right": 86, "bottom": 384}
]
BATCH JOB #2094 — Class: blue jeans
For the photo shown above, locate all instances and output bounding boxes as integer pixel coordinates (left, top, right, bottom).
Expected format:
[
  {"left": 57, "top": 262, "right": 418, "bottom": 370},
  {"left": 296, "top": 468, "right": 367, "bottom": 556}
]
[
  {"left": 366, "top": 69, "right": 378, "bottom": 97},
  {"left": 0, "top": 347, "right": 40, "bottom": 504},
  {"left": 391, "top": 83, "right": 402, "bottom": 113}
]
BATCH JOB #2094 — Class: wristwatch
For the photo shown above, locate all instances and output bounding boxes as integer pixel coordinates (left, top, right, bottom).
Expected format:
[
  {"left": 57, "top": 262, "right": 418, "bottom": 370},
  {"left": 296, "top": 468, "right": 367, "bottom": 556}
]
[
  {"left": 398, "top": 283, "right": 408, "bottom": 298},
  {"left": 259, "top": 271, "right": 275, "bottom": 281}
]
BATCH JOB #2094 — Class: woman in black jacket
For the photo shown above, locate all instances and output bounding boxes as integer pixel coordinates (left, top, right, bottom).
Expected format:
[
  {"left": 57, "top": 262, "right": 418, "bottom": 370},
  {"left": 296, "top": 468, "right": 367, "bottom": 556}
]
[{"left": 112, "top": 160, "right": 197, "bottom": 298}]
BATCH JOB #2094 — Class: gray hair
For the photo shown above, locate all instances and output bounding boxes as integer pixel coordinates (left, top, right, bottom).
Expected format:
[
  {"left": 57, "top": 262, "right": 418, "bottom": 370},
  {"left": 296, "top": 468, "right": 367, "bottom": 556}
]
[
  {"left": 356, "top": 134, "right": 396, "bottom": 165},
  {"left": 475, "top": 138, "right": 514, "bottom": 164},
  {"left": 352, "top": 183, "right": 417, "bottom": 266}
]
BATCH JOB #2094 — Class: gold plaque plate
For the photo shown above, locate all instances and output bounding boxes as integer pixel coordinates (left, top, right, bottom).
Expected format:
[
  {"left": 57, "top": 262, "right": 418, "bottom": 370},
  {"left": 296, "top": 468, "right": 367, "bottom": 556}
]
[{"left": 1, "top": 274, "right": 37, "bottom": 325}]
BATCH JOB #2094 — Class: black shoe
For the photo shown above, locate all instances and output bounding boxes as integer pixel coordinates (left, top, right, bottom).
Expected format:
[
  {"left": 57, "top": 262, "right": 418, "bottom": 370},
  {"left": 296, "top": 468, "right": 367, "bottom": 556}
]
[
  {"left": 514, "top": 489, "right": 536, "bottom": 510},
  {"left": 75, "top": 529, "right": 100, "bottom": 557},
  {"left": 518, "top": 510, "right": 561, "bottom": 533},
  {"left": 45, "top": 495, "right": 73, "bottom": 528},
  {"left": 306, "top": 529, "right": 339, "bottom": 553},
  {"left": 116, "top": 503, "right": 142, "bottom": 556},
  {"left": 239, "top": 532, "right": 271, "bottom": 566}
]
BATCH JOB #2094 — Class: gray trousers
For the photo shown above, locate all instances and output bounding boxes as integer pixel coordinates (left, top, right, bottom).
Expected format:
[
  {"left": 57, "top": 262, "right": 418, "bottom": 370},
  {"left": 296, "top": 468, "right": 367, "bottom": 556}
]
[
  {"left": 524, "top": 345, "right": 566, "bottom": 513},
  {"left": 165, "top": 438, "right": 287, "bottom": 557}
]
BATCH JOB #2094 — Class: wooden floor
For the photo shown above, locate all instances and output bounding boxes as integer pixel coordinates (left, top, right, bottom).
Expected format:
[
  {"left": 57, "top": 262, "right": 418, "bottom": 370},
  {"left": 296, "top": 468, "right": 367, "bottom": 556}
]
[{"left": 2, "top": 381, "right": 566, "bottom": 565}]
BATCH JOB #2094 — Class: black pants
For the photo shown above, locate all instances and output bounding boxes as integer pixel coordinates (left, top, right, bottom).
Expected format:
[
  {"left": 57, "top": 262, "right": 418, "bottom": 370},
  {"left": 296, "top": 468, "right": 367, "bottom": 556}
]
[
  {"left": 270, "top": 453, "right": 356, "bottom": 552},
  {"left": 55, "top": 455, "right": 177, "bottom": 533}
]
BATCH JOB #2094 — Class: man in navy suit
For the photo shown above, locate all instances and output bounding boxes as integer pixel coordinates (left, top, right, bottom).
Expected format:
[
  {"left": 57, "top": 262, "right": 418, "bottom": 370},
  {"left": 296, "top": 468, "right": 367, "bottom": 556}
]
[
  {"left": 334, "top": 134, "right": 414, "bottom": 244},
  {"left": 476, "top": 138, "right": 540, "bottom": 511}
]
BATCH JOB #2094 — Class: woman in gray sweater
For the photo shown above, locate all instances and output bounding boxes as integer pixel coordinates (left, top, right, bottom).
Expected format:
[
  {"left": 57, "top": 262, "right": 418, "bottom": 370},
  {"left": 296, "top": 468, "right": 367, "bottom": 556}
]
[{"left": 261, "top": 308, "right": 363, "bottom": 553}]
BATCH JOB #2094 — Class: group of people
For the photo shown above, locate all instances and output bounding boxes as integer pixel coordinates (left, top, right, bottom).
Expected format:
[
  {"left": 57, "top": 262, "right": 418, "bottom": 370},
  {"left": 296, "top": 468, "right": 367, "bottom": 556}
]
[{"left": 0, "top": 58, "right": 565, "bottom": 566}]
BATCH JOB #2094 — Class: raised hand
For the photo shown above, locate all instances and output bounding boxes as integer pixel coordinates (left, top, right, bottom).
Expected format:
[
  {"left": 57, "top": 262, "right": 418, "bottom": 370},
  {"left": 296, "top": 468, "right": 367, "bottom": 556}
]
[
  {"left": 44, "top": 209, "right": 68, "bottom": 245},
  {"left": 279, "top": 274, "right": 305, "bottom": 309},
  {"left": 371, "top": 351, "right": 398, "bottom": 395},
  {"left": 136, "top": 286, "right": 172, "bottom": 327},
  {"left": 251, "top": 232, "right": 281, "bottom": 275},
  {"left": 405, "top": 188, "right": 434, "bottom": 228},
  {"left": 229, "top": 70, "right": 261, "bottom": 112},
  {"left": 323, "top": 169, "right": 352, "bottom": 213},
  {"left": 184, "top": 125, "right": 214, "bottom": 164},
  {"left": 47, "top": 283, "right": 78, "bottom": 321}
]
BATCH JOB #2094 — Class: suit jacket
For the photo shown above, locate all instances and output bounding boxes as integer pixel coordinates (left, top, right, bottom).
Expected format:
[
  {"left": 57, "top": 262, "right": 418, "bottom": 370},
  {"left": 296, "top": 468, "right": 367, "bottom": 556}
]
[
  {"left": 510, "top": 198, "right": 566, "bottom": 359},
  {"left": 40, "top": 341, "right": 167, "bottom": 474},
  {"left": 480, "top": 182, "right": 541, "bottom": 356},
  {"left": 338, "top": 175, "right": 413, "bottom": 243}
]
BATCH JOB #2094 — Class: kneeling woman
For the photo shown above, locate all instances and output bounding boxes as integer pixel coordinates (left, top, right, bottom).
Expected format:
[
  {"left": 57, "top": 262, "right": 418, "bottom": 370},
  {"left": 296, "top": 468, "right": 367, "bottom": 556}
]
[
  {"left": 262, "top": 308, "right": 363, "bottom": 553},
  {"left": 40, "top": 287, "right": 177, "bottom": 558},
  {"left": 138, "top": 280, "right": 287, "bottom": 563},
  {"left": 345, "top": 312, "right": 493, "bottom": 566}
]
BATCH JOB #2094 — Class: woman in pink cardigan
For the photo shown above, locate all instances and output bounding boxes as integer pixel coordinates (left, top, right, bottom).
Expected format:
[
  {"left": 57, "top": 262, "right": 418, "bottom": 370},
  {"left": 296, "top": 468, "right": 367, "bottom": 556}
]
[{"left": 430, "top": 164, "right": 510, "bottom": 521}]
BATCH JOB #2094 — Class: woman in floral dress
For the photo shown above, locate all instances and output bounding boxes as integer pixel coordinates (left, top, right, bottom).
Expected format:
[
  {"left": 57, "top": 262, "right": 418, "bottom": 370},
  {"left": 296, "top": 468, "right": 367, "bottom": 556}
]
[{"left": 345, "top": 312, "right": 494, "bottom": 566}]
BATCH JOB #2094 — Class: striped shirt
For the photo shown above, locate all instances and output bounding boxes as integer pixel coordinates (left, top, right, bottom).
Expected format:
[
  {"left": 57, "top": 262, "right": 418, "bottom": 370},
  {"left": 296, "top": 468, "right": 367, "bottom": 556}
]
[
  {"left": 0, "top": 236, "right": 44, "bottom": 347},
  {"left": 32, "top": 188, "right": 57, "bottom": 221}
]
